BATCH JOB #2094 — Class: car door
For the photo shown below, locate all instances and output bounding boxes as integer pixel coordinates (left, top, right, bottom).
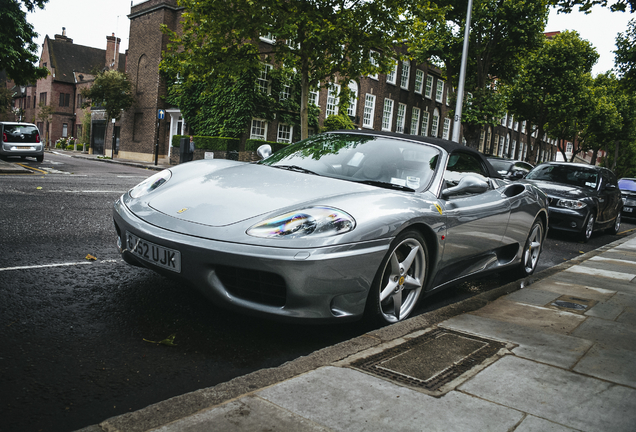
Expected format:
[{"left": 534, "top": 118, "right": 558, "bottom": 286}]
[
  {"left": 433, "top": 151, "right": 511, "bottom": 286},
  {"left": 598, "top": 170, "right": 622, "bottom": 224}
]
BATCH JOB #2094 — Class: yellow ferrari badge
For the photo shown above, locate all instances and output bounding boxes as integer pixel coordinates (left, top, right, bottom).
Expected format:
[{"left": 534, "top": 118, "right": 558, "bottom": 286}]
[{"left": 177, "top": 208, "right": 188, "bottom": 214}]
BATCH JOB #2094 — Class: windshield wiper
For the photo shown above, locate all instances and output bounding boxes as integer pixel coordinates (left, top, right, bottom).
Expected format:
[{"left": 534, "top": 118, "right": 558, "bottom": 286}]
[
  {"left": 352, "top": 179, "right": 415, "bottom": 192},
  {"left": 274, "top": 165, "right": 321, "bottom": 176}
]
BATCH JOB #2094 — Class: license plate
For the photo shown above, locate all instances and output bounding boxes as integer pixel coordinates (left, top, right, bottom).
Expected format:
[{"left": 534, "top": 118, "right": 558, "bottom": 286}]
[
  {"left": 126, "top": 232, "right": 181, "bottom": 272},
  {"left": 625, "top": 207, "right": 633, "bottom": 213},
  {"left": 16, "top": 146, "right": 32, "bottom": 150}
]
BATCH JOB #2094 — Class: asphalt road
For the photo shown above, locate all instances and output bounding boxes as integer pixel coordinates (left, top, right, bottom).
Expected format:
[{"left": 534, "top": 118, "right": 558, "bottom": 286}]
[{"left": 1, "top": 152, "right": 633, "bottom": 432}]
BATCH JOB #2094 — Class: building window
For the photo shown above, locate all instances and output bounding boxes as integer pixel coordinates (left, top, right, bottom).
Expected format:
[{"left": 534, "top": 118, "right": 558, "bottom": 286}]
[
  {"left": 280, "top": 85, "right": 291, "bottom": 100},
  {"left": 309, "top": 86, "right": 319, "bottom": 106},
  {"left": 369, "top": 51, "right": 379, "bottom": 80},
  {"left": 421, "top": 111, "right": 430, "bottom": 136},
  {"left": 431, "top": 108, "right": 440, "bottom": 137},
  {"left": 566, "top": 142, "right": 573, "bottom": 153},
  {"left": 39, "top": 92, "right": 47, "bottom": 105},
  {"left": 258, "top": 64, "right": 272, "bottom": 94},
  {"left": 498, "top": 135, "right": 505, "bottom": 157},
  {"left": 446, "top": 87, "right": 451, "bottom": 106},
  {"left": 414, "top": 70, "right": 424, "bottom": 94},
  {"left": 251, "top": 119, "right": 268, "bottom": 140},
  {"left": 62, "top": 123, "right": 68, "bottom": 137},
  {"left": 511, "top": 139, "right": 517, "bottom": 159},
  {"left": 277, "top": 124, "right": 292, "bottom": 143},
  {"left": 396, "top": 103, "right": 406, "bottom": 133},
  {"left": 504, "top": 133, "right": 510, "bottom": 157},
  {"left": 77, "top": 94, "right": 83, "bottom": 107},
  {"left": 382, "top": 98, "right": 394, "bottom": 131},
  {"left": 326, "top": 84, "right": 340, "bottom": 117},
  {"left": 435, "top": 80, "right": 445, "bottom": 103},
  {"left": 386, "top": 60, "right": 397, "bottom": 85},
  {"left": 508, "top": 115, "right": 514, "bottom": 129},
  {"left": 363, "top": 94, "right": 376, "bottom": 128},
  {"left": 479, "top": 129, "right": 486, "bottom": 153},
  {"left": 442, "top": 117, "right": 451, "bottom": 140},
  {"left": 400, "top": 61, "right": 410, "bottom": 90},
  {"left": 425, "top": 76, "right": 433, "bottom": 99},
  {"left": 501, "top": 114, "right": 507, "bottom": 126},
  {"left": 348, "top": 81, "right": 358, "bottom": 117},
  {"left": 260, "top": 32, "right": 275, "bottom": 44},
  {"left": 410, "top": 107, "right": 420, "bottom": 135},
  {"left": 59, "top": 93, "right": 70, "bottom": 107}
]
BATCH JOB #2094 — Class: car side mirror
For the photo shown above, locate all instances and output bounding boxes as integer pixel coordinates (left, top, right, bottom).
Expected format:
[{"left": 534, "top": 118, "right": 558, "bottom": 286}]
[
  {"left": 257, "top": 144, "right": 272, "bottom": 160},
  {"left": 442, "top": 175, "right": 490, "bottom": 198},
  {"left": 512, "top": 170, "right": 525, "bottom": 179},
  {"left": 604, "top": 183, "right": 617, "bottom": 190}
]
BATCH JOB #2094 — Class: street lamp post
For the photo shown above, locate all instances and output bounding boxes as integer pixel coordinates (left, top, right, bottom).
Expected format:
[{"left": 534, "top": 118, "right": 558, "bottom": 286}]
[{"left": 452, "top": 0, "right": 473, "bottom": 144}]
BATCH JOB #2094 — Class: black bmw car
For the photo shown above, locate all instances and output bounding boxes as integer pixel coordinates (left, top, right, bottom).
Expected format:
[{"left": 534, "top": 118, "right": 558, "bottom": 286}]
[
  {"left": 619, "top": 178, "right": 636, "bottom": 219},
  {"left": 522, "top": 162, "right": 622, "bottom": 242}
]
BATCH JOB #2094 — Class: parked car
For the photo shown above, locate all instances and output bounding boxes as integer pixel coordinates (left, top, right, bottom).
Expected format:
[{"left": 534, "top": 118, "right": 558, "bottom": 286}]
[
  {"left": 0, "top": 122, "right": 44, "bottom": 162},
  {"left": 522, "top": 162, "right": 622, "bottom": 242},
  {"left": 619, "top": 178, "right": 636, "bottom": 219},
  {"left": 487, "top": 156, "right": 534, "bottom": 180},
  {"left": 114, "top": 130, "right": 548, "bottom": 324}
]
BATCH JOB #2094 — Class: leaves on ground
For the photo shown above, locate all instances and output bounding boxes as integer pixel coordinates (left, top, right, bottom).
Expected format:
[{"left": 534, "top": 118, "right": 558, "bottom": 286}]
[
  {"left": 85, "top": 254, "right": 97, "bottom": 261},
  {"left": 143, "top": 333, "right": 177, "bottom": 346}
]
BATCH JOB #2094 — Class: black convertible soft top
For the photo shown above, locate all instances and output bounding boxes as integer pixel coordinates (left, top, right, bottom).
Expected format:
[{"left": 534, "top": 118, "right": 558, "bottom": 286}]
[{"left": 328, "top": 129, "right": 502, "bottom": 179}]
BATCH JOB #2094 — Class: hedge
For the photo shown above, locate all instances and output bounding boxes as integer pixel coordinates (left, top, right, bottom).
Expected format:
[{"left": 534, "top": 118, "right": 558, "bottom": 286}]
[
  {"left": 245, "top": 139, "right": 291, "bottom": 153},
  {"left": 171, "top": 135, "right": 240, "bottom": 151}
]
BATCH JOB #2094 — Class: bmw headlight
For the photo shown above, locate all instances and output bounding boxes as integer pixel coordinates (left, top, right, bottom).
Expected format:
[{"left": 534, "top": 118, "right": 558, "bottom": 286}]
[
  {"left": 129, "top": 169, "right": 172, "bottom": 198},
  {"left": 555, "top": 198, "right": 587, "bottom": 210},
  {"left": 247, "top": 206, "right": 356, "bottom": 239}
]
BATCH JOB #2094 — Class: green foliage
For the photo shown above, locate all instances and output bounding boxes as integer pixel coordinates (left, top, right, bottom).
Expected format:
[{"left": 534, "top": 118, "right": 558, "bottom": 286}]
[
  {"left": 615, "top": 19, "right": 636, "bottom": 89},
  {"left": 551, "top": 0, "right": 635, "bottom": 13},
  {"left": 245, "top": 139, "right": 288, "bottom": 152},
  {"left": 322, "top": 114, "right": 355, "bottom": 132},
  {"left": 0, "top": 86, "right": 13, "bottom": 115},
  {"left": 81, "top": 112, "right": 91, "bottom": 145},
  {"left": 161, "top": 0, "right": 414, "bottom": 139},
  {"left": 81, "top": 70, "right": 134, "bottom": 122},
  {"left": 409, "top": 0, "right": 551, "bottom": 147},
  {"left": 171, "top": 135, "right": 240, "bottom": 151},
  {"left": 0, "top": 1, "right": 49, "bottom": 85}
]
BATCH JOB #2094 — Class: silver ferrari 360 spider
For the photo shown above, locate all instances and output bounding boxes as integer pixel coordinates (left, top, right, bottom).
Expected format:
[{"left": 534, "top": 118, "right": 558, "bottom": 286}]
[{"left": 114, "top": 131, "right": 548, "bottom": 324}]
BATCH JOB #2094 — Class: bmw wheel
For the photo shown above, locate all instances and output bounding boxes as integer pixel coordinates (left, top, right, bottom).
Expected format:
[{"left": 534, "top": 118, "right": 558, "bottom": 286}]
[
  {"left": 580, "top": 213, "right": 595, "bottom": 243},
  {"left": 515, "top": 219, "right": 543, "bottom": 277},
  {"left": 607, "top": 212, "right": 621, "bottom": 235},
  {"left": 365, "top": 230, "right": 427, "bottom": 325}
]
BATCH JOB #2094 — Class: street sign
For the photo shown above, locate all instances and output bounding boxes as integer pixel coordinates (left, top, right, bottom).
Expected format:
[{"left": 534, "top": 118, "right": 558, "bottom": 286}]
[{"left": 157, "top": 109, "right": 165, "bottom": 120}]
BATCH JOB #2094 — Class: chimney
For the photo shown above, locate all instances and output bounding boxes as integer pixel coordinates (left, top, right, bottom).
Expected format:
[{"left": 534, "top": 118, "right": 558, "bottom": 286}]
[
  {"left": 54, "top": 27, "right": 73, "bottom": 43},
  {"left": 105, "top": 33, "right": 121, "bottom": 70}
]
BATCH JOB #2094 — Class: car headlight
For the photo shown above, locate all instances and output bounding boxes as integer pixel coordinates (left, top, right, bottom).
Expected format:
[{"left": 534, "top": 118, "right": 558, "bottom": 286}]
[
  {"left": 555, "top": 198, "right": 587, "bottom": 210},
  {"left": 129, "top": 169, "right": 172, "bottom": 198},
  {"left": 247, "top": 206, "right": 356, "bottom": 239}
]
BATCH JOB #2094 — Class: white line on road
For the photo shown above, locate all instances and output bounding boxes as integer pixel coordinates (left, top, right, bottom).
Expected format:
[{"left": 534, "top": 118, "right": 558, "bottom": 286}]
[{"left": 0, "top": 259, "right": 120, "bottom": 272}]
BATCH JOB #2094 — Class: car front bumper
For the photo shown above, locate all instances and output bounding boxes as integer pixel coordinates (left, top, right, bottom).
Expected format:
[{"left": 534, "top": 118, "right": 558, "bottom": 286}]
[
  {"left": 113, "top": 197, "right": 391, "bottom": 322},
  {"left": 546, "top": 206, "right": 588, "bottom": 233},
  {"left": 0, "top": 142, "right": 44, "bottom": 158}
]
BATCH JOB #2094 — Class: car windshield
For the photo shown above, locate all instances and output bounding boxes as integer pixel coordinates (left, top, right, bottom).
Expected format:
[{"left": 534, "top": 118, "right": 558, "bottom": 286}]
[
  {"left": 619, "top": 179, "right": 636, "bottom": 192},
  {"left": 259, "top": 133, "right": 441, "bottom": 191},
  {"left": 526, "top": 164, "right": 599, "bottom": 189},
  {"left": 3, "top": 124, "right": 39, "bottom": 142},
  {"left": 487, "top": 159, "right": 513, "bottom": 173}
]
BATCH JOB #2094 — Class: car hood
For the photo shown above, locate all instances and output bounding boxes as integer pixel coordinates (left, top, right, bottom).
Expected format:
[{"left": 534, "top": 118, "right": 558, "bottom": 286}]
[
  {"left": 522, "top": 179, "right": 594, "bottom": 200},
  {"left": 147, "top": 162, "right": 379, "bottom": 227}
]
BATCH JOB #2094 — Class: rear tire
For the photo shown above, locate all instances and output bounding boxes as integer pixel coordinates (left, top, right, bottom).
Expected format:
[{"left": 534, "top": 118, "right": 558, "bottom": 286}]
[
  {"left": 36, "top": 155, "right": 44, "bottom": 162},
  {"left": 514, "top": 219, "right": 543, "bottom": 277},
  {"left": 364, "top": 230, "right": 427, "bottom": 326}
]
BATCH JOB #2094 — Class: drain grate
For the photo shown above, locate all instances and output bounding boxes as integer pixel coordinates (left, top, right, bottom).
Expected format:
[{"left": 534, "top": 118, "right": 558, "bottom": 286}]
[
  {"left": 351, "top": 329, "right": 507, "bottom": 394},
  {"left": 549, "top": 295, "right": 596, "bottom": 315}
]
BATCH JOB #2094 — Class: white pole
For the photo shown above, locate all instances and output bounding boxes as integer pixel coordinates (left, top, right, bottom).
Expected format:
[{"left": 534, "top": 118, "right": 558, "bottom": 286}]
[{"left": 452, "top": 0, "right": 473, "bottom": 144}]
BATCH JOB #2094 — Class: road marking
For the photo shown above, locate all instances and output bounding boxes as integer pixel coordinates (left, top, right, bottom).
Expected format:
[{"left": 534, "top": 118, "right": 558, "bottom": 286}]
[
  {"left": 17, "top": 163, "right": 48, "bottom": 174},
  {"left": 0, "top": 259, "right": 120, "bottom": 272}
]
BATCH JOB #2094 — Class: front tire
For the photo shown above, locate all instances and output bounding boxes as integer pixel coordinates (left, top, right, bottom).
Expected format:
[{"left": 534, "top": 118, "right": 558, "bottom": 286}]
[
  {"left": 365, "top": 230, "right": 427, "bottom": 325},
  {"left": 515, "top": 219, "right": 543, "bottom": 277},
  {"left": 579, "top": 213, "right": 595, "bottom": 243},
  {"left": 606, "top": 212, "right": 621, "bottom": 235}
]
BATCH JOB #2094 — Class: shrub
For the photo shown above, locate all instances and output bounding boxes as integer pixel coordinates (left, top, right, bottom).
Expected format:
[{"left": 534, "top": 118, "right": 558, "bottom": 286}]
[
  {"left": 322, "top": 114, "right": 355, "bottom": 132},
  {"left": 66, "top": 144, "right": 74, "bottom": 150},
  {"left": 171, "top": 135, "right": 240, "bottom": 151}
]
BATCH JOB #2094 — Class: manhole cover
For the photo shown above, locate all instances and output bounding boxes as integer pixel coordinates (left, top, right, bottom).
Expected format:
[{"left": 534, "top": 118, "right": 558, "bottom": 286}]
[
  {"left": 350, "top": 329, "right": 508, "bottom": 395},
  {"left": 549, "top": 295, "right": 596, "bottom": 315}
]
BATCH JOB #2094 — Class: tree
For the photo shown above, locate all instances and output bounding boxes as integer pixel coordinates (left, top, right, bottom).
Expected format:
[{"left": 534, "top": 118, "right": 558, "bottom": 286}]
[
  {"left": 37, "top": 101, "right": 53, "bottom": 148},
  {"left": 552, "top": 0, "right": 636, "bottom": 12},
  {"left": 0, "top": 85, "right": 13, "bottom": 117},
  {"left": 0, "top": 0, "right": 49, "bottom": 85},
  {"left": 505, "top": 31, "right": 598, "bottom": 163},
  {"left": 409, "top": 0, "right": 550, "bottom": 148},
  {"left": 615, "top": 19, "right": 636, "bottom": 89},
  {"left": 81, "top": 70, "right": 134, "bottom": 122},
  {"left": 161, "top": 0, "right": 414, "bottom": 140}
]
